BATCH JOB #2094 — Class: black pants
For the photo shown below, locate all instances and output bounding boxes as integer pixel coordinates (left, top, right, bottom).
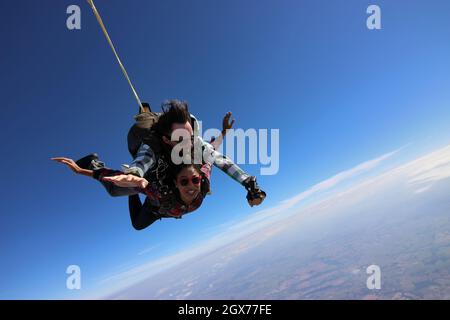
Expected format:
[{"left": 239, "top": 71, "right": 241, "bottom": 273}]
[{"left": 128, "top": 195, "right": 162, "bottom": 230}]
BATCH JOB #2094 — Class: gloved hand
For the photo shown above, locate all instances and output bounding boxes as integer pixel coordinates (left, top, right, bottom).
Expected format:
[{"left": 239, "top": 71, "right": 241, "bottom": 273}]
[{"left": 243, "top": 176, "right": 266, "bottom": 207}]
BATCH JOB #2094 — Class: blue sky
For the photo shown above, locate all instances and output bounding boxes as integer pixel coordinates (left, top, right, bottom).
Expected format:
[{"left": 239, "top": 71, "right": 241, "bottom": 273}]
[{"left": 1, "top": 0, "right": 450, "bottom": 299}]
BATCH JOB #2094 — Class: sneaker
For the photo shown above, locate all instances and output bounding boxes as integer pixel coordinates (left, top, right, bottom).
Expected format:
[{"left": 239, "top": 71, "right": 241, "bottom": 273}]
[{"left": 75, "top": 153, "right": 99, "bottom": 170}]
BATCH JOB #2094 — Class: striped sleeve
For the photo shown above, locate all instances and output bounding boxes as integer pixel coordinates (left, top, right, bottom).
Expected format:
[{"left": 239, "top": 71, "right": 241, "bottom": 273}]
[
  {"left": 197, "top": 136, "right": 250, "bottom": 185},
  {"left": 125, "top": 143, "right": 156, "bottom": 178}
]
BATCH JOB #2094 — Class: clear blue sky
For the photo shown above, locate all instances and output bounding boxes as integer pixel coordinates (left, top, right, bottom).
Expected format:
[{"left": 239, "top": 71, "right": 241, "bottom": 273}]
[{"left": 1, "top": 0, "right": 450, "bottom": 299}]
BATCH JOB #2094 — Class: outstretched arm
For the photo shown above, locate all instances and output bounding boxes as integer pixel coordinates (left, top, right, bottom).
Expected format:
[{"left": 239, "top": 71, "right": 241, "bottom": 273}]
[
  {"left": 199, "top": 138, "right": 251, "bottom": 185},
  {"left": 195, "top": 111, "right": 266, "bottom": 207},
  {"left": 52, "top": 156, "right": 146, "bottom": 197}
]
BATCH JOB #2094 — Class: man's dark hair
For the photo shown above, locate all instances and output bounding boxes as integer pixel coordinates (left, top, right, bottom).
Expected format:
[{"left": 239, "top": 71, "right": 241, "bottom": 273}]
[{"left": 155, "top": 99, "right": 192, "bottom": 137}]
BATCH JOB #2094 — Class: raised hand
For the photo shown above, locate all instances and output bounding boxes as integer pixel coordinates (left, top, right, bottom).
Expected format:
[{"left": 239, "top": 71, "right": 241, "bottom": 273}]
[{"left": 222, "top": 111, "right": 235, "bottom": 134}]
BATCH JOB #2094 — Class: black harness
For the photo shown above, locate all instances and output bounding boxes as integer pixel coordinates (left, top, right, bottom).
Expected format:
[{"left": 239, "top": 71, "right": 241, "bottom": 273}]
[{"left": 146, "top": 155, "right": 179, "bottom": 213}]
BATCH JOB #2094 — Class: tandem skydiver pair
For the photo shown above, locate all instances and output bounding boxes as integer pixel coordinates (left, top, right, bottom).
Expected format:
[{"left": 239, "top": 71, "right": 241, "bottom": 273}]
[{"left": 53, "top": 100, "right": 266, "bottom": 230}]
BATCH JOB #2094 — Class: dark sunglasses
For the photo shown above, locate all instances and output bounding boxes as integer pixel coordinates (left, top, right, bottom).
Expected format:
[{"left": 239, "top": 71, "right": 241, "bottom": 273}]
[{"left": 178, "top": 176, "right": 201, "bottom": 186}]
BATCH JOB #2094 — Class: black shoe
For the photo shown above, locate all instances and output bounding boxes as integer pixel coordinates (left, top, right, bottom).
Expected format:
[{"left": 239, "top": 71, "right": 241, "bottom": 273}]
[{"left": 75, "top": 153, "right": 99, "bottom": 170}]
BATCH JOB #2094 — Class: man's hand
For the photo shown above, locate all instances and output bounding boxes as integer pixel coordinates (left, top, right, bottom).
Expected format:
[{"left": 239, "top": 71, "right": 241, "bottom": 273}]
[
  {"left": 243, "top": 176, "right": 266, "bottom": 207},
  {"left": 210, "top": 112, "right": 235, "bottom": 149},
  {"left": 222, "top": 111, "right": 235, "bottom": 134},
  {"left": 247, "top": 194, "right": 266, "bottom": 207},
  {"left": 102, "top": 174, "right": 149, "bottom": 189},
  {"left": 51, "top": 157, "right": 93, "bottom": 177},
  {"left": 247, "top": 191, "right": 266, "bottom": 207}
]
